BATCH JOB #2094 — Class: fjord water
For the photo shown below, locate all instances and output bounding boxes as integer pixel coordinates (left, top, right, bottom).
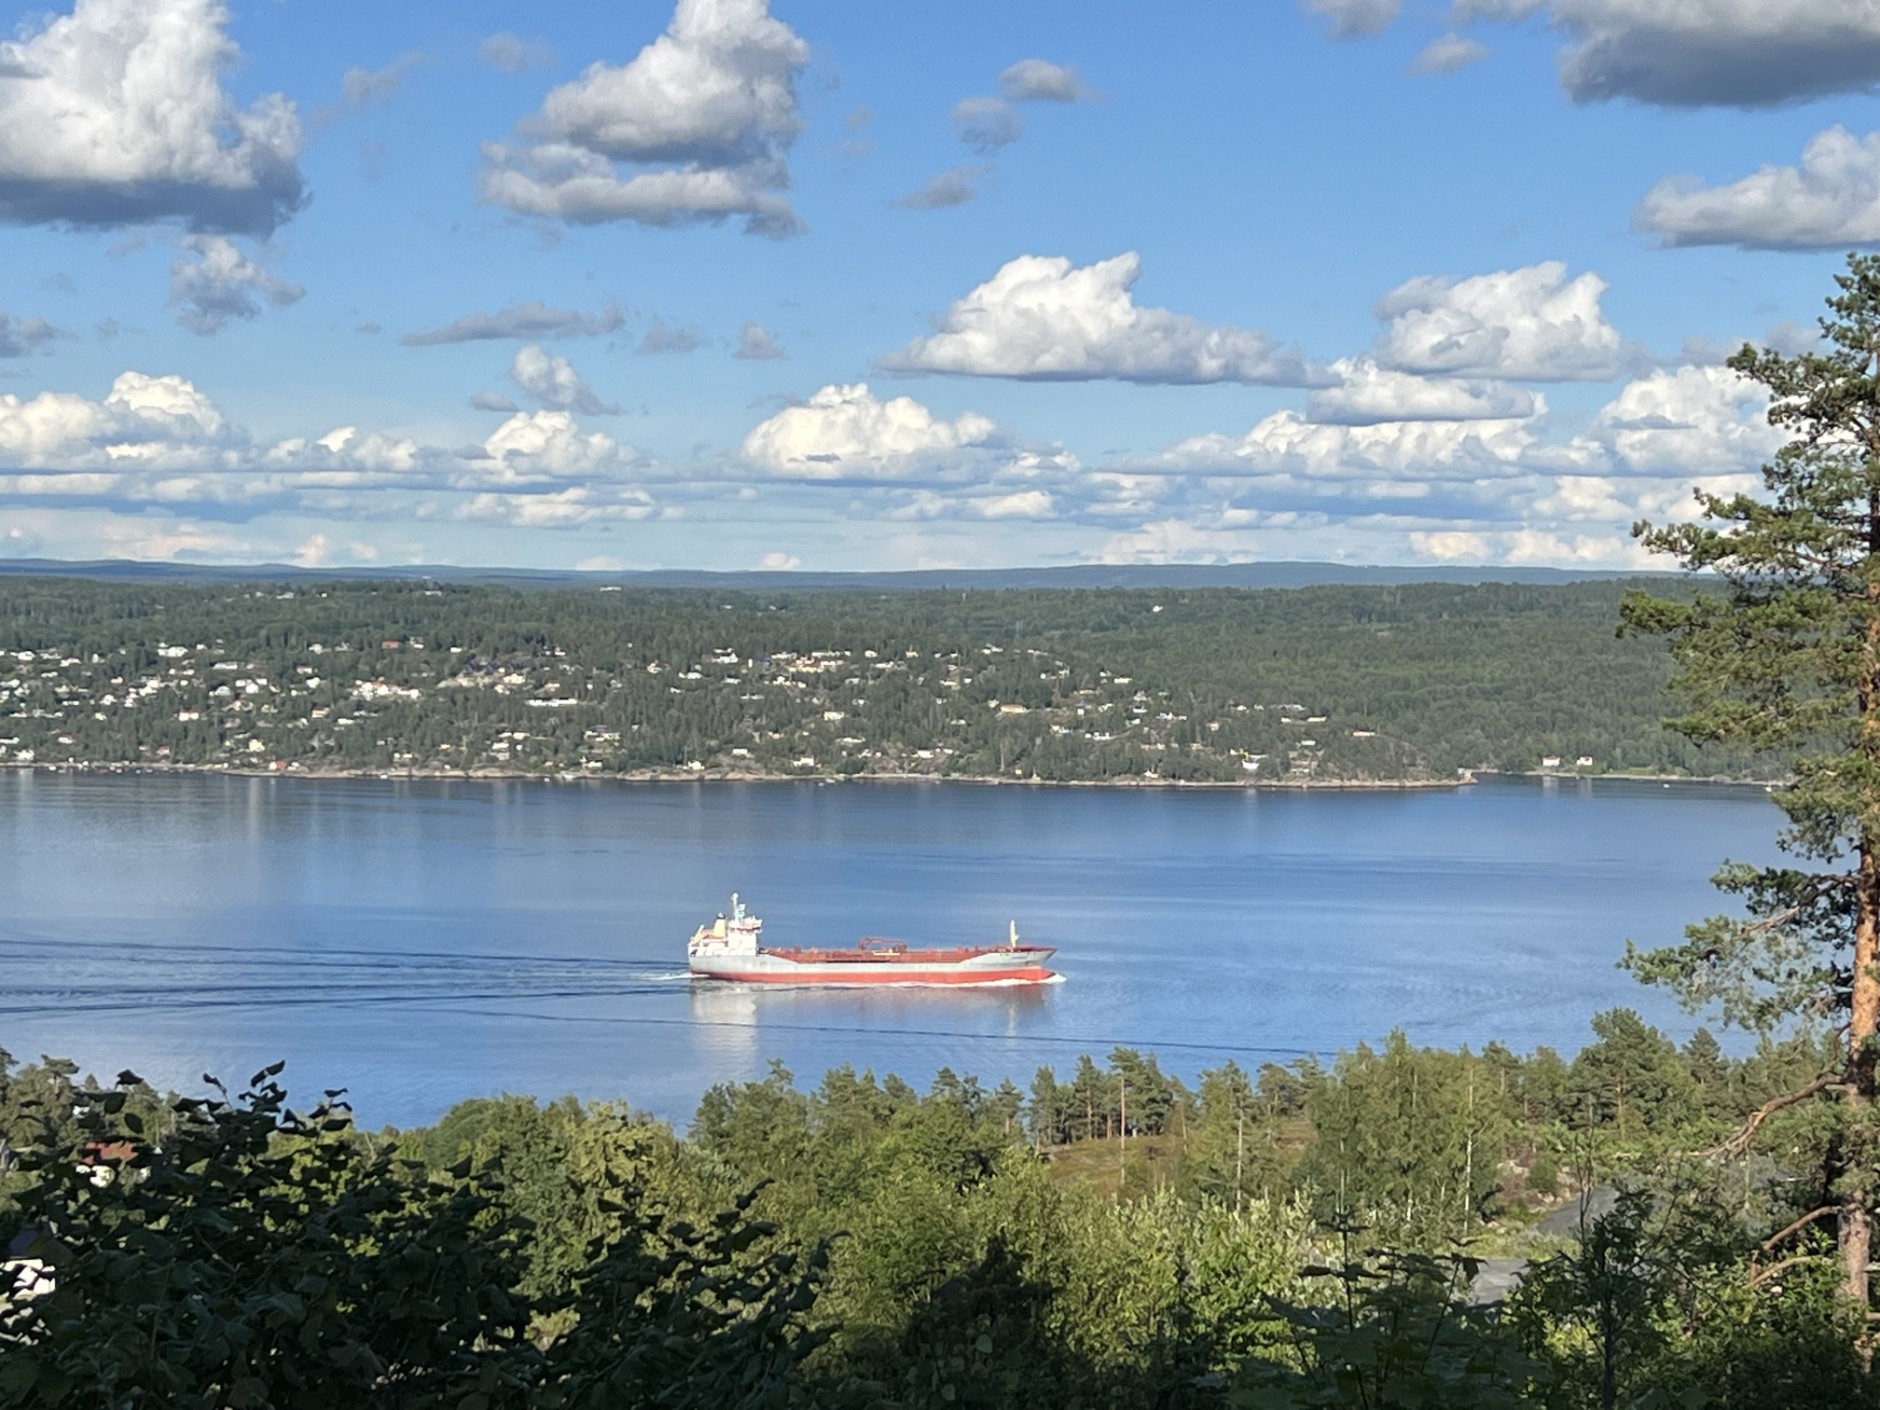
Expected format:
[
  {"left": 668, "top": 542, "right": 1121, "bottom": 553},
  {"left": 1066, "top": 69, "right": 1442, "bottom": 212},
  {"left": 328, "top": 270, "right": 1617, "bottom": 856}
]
[{"left": 0, "top": 772, "right": 1782, "bottom": 1129}]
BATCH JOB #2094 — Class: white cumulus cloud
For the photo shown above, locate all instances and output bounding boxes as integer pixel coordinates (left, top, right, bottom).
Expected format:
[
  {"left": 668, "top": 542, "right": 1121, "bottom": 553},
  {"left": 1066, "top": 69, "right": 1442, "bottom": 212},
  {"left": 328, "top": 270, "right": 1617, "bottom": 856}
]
[
  {"left": 886, "top": 489, "right": 1059, "bottom": 521},
  {"left": 1637, "top": 127, "right": 1880, "bottom": 250},
  {"left": 1091, "top": 518, "right": 1287, "bottom": 566},
  {"left": 1409, "top": 529, "right": 1491, "bottom": 560},
  {"left": 262, "top": 425, "right": 424, "bottom": 479},
  {"left": 168, "top": 236, "right": 305, "bottom": 336},
  {"left": 741, "top": 383, "right": 999, "bottom": 478},
  {"left": 478, "top": 0, "right": 809, "bottom": 236},
  {"left": 474, "top": 409, "right": 643, "bottom": 484},
  {"left": 0, "top": 370, "right": 673, "bottom": 534},
  {"left": 1591, "top": 365, "right": 1781, "bottom": 477},
  {"left": 0, "top": 0, "right": 303, "bottom": 234},
  {"left": 1305, "top": 358, "right": 1538, "bottom": 424},
  {"left": 880, "top": 253, "right": 1319, "bottom": 386},
  {"left": 1410, "top": 527, "right": 1649, "bottom": 568},
  {"left": 1373, "top": 261, "right": 1627, "bottom": 381},
  {"left": 0, "top": 371, "right": 233, "bottom": 471},
  {"left": 973, "top": 489, "right": 1056, "bottom": 519},
  {"left": 1154, "top": 409, "right": 1545, "bottom": 483},
  {"left": 508, "top": 346, "right": 619, "bottom": 416},
  {"left": 456, "top": 485, "right": 655, "bottom": 527}
]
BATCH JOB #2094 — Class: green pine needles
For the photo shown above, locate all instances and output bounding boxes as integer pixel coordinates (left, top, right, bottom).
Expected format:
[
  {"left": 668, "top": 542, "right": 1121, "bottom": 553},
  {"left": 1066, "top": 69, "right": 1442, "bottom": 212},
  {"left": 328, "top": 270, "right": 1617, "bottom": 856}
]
[{"left": 1622, "top": 252, "right": 1880, "bottom": 1312}]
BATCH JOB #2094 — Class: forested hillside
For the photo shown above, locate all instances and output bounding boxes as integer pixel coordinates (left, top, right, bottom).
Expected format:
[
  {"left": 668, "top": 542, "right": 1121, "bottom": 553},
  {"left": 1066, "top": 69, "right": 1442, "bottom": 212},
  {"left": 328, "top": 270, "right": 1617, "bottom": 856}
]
[{"left": 0, "top": 576, "right": 1771, "bottom": 783}]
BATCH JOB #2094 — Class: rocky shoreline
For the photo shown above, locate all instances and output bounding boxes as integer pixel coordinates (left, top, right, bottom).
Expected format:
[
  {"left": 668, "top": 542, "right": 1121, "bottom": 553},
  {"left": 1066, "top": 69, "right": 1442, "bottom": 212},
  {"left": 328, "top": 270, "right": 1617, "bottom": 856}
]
[
  {"left": 2, "top": 758, "right": 1479, "bottom": 792},
  {"left": 6, "top": 761, "right": 1785, "bottom": 791}
]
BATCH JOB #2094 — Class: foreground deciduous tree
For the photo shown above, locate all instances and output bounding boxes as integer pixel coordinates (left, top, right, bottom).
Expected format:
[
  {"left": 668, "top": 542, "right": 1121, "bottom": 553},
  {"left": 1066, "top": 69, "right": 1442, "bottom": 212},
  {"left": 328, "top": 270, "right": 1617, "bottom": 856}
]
[{"left": 1621, "top": 252, "right": 1880, "bottom": 1311}]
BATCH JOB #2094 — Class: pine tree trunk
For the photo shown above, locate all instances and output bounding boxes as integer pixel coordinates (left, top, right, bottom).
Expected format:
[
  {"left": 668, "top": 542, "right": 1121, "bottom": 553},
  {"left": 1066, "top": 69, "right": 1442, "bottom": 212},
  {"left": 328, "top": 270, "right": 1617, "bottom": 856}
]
[
  {"left": 1235, "top": 1106, "right": 1245, "bottom": 1214},
  {"left": 1844, "top": 843, "right": 1880, "bottom": 1306},
  {"left": 1851, "top": 559, "right": 1880, "bottom": 1307}
]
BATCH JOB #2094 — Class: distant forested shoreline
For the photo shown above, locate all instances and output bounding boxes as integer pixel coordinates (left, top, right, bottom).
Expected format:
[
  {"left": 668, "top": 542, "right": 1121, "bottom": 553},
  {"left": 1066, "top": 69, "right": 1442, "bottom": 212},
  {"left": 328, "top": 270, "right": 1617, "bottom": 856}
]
[{"left": 0, "top": 575, "right": 1779, "bottom": 785}]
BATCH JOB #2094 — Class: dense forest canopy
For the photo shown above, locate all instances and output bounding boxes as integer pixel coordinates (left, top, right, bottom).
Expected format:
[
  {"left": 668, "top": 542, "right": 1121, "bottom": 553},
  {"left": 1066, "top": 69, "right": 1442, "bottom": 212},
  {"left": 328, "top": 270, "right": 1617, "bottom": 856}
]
[{"left": 0, "top": 576, "right": 1772, "bottom": 783}]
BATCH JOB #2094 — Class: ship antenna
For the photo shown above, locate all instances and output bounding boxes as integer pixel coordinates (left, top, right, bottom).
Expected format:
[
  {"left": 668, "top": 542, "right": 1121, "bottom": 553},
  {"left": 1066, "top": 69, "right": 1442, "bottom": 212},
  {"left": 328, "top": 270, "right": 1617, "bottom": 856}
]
[
  {"left": 732, "top": 892, "right": 742, "bottom": 923},
  {"left": 1009, "top": 919, "right": 1018, "bottom": 948}
]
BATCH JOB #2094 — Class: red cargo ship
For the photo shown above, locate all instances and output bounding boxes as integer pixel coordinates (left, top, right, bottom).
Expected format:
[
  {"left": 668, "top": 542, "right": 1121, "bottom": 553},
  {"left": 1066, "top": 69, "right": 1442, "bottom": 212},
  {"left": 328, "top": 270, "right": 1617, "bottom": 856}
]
[{"left": 687, "top": 894, "right": 1058, "bottom": 985}]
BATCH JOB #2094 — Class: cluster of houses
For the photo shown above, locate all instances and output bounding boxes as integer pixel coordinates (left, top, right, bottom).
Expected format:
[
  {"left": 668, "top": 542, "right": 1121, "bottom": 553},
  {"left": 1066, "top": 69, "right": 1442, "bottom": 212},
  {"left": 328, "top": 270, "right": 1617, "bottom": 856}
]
[
  {"left": 1540, "top": 754, "right": 1597, "bottom": 771},
  {"left": 0, "top": 625, "right": 1368, "bottom": 781}
]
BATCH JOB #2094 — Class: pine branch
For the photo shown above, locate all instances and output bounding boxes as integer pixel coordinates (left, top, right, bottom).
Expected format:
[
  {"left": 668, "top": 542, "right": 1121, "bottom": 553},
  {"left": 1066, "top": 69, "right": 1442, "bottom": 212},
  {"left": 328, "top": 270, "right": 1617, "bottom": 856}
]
[
  {"left": 1752, "top": 1253, "right": 1832, "bottom": 1287},
  {"left": 1738, "top": 874, "right": 1858, "bottom": 936},
  {"left": 1759, "top": 1204, "right": 1838, "bottom": 1254},
  {"left": 1704, "top": 1072, "right": 1843, "bottom": 1159}
]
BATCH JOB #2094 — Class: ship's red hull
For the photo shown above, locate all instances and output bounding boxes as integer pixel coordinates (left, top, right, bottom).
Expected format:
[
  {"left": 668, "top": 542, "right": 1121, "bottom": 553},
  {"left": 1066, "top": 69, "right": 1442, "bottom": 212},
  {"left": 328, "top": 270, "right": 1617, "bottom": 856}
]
[
  {"left": 690, "top": 941, "right": 1058, "bottom": 985},
  {"left": 699, "top": 963, "right": 1056, "bottom": 985},
  {"left": 688, "top": 901, "right": 1058, "bottom": 984}
]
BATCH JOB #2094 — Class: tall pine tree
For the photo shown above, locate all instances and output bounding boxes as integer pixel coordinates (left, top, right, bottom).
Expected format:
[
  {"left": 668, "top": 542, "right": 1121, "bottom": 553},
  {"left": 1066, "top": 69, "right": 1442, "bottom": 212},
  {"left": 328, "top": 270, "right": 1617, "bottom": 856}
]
[{"left": 1622, "top": 252, "right": 1880, "bottom": 1310}]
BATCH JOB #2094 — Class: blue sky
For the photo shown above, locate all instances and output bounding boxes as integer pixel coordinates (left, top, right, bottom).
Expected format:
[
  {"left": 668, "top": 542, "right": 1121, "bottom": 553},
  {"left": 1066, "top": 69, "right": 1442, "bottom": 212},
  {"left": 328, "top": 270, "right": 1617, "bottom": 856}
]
[{"left": 0, "top": 0, "right": 1876, "bottom": 571}]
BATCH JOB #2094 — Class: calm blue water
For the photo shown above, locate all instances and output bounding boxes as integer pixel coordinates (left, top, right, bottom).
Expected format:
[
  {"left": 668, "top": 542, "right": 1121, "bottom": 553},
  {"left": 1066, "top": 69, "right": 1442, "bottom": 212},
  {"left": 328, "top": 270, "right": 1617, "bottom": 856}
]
[{"left": 0, "top": 772, "right": 1785, "bottom": 1129}]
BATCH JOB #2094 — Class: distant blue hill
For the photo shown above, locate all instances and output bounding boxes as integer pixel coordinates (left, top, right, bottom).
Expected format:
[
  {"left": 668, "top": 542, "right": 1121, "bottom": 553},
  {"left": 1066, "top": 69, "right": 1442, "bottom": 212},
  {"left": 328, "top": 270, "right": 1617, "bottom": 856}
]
[{"left": 0, "top": 557, "right": 1661, "bottom": 591}]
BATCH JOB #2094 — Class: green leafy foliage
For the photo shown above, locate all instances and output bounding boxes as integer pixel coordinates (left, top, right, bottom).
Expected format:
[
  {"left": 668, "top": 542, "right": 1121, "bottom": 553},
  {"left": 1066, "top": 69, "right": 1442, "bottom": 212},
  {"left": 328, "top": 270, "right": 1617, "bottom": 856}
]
[
  {"left": 1296, "top": 1032, "right": 1512, "bottom": 1245},
  {"left": 1, "top": 1064, "right": 539, "bottom": 1408},
  {"left": 5, "top": 1029, "right": 1880, "bottom": 1408},
  {"left": 1511, "top": 1182, "right": 1875, "bottom": 1410},
  {"left": 1236, "top": 1243, "right": 1535, "bottom": 1410},
  {"left": 0, "top": 1067, "right": 838, "bottom": 1410}
]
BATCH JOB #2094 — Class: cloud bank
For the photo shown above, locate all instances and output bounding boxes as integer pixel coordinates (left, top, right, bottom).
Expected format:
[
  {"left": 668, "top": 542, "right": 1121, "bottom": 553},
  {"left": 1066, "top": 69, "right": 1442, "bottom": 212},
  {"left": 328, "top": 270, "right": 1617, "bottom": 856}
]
[
  {"left": 1637, "top": 127, "right": 1880, "bottom": 249},
  {"left": 1305, "top": 359, "right": 1538, "bottom": 424}
]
